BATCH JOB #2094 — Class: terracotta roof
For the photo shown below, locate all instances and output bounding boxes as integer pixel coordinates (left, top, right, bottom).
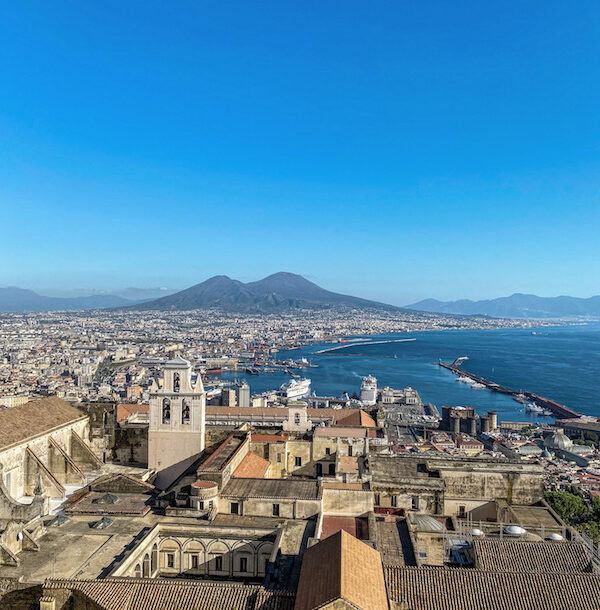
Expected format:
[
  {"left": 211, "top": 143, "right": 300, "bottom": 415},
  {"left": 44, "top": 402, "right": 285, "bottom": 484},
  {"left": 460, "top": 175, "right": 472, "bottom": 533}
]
[
  {"left": 337, "top": 456, "right": 359, "bottom": 475},
  {"left": 313, "top": 427, "right": 369, "bottom": 438},
  {"left": 116, "top": 403, "right": 149, "bottom": 423},
  {"left": 191, "top": 480, "right": 218, "bottom": 489},
  {"left": 321, "top": 482, "right": 364, "bottom": 490},
  {"left": 206, "top": 406, "right": 366, "bottom": 421},
  {"left": 384, "top": 565, "right": 600, "bottom": 610},
  {"left": 295, "top": 530, "right": 388, "bottom": 610},
  {"left": 43, "top": 578, "right": 294, "bottom": 610},
  {"left": 336, "top": 410, "right": 376, "bottom": 428},
  {"left": 232, "top": 452, "right": 270, "bottom": 478},
  {"left": 0, "top": 397, "right": 86, "bottom": 450},
  {"left": 250, "top": 434, "right": 288, "bottom": 443},
  {"left": 321, "top": 516, "right": 368, "bottom": 541},
  {"left": 473, "top": 539, "right": 595, "bottom": 573}
]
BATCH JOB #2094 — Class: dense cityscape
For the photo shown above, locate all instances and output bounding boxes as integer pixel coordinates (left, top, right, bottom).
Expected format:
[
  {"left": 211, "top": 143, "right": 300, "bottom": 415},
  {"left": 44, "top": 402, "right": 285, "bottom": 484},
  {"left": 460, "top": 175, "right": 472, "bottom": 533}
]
[{"left": 1, "top": 305, "right": 600, "bottom": 608}]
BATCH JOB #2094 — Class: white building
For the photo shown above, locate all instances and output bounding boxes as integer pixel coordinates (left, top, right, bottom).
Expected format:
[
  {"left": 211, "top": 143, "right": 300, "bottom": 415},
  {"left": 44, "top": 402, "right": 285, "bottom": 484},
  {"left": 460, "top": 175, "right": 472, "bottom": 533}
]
[{"left": 360, "top": 375, "right": 377, "bottom": 406}]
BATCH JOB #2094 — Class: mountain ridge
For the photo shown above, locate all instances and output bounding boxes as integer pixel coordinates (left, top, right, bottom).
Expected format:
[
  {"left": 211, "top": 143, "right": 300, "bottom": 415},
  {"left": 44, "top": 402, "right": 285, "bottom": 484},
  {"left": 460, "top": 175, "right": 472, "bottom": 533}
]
[
  {"left": 407, "top": 293, "right": 600, "bottom": 319},
  {"left": 129, "top": 272, "right": 403, "bottom": 312}
]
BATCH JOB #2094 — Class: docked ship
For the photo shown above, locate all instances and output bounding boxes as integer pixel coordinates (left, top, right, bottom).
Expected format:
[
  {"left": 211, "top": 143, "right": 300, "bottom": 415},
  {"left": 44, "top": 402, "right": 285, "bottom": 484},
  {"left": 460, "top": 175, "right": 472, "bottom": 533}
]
[{"left": 278, "top": 378, "right": 311, "bottom": 399}]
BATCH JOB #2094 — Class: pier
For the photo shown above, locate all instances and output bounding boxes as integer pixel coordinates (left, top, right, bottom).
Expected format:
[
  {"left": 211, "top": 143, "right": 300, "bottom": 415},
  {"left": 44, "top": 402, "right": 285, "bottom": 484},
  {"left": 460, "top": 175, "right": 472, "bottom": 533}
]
[
  {"left": 313, "top": 338, "right": 416, "bottom": 355},
  {"left": 438, "top": 361, "right": 581, "bottom": 419}
]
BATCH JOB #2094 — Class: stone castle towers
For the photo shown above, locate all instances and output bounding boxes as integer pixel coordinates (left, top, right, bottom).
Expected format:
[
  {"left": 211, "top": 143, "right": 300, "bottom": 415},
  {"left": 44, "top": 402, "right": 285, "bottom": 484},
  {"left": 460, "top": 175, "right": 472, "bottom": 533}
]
[{"left": 148, "top": 357, "right": 205, "bottom": 477}]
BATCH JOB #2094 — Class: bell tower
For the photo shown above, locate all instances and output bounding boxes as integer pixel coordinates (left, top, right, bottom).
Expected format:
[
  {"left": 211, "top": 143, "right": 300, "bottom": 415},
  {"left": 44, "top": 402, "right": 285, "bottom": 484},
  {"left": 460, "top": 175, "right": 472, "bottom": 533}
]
[{"left": 148, "top": 356, "right": 205, "bottom": 476}]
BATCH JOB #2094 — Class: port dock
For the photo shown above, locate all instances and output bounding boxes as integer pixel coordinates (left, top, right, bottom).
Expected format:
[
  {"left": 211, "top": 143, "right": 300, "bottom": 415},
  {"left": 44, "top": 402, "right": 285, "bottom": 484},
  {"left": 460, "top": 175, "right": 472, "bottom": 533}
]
[{"left": 438, "top": 361, "right": 581, "bottom": 419}]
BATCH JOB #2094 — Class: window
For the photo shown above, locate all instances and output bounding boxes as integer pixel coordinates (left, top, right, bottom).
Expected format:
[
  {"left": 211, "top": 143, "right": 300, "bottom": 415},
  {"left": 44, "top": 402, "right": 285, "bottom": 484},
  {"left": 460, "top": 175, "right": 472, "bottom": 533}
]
[
  {"left": 417, "top": 463, "right": 427, "bottom": 473},
  {"left": 182, "top": 398, "right": 190, "bottom": 424},
  {"left": 240, "top": 556, "right": 248, "bottom": 572},
  {"left": 328, "top": 463, "right": 335, "bottom": 475},
  {"left": 215, "top": 555, "right": 223, "bottom": 571},
  {"left": 316, "top": 463, "right": 322, "bottom": 477},
  {"left": 199, "top": 501, "right": 204, "bottom": 510},
  {"left": 325, "top": 447, "right": 331, "bottom": 456},
  {"left": 458, "top": 505, "right": 466, "bottom": 518},
  {"left": 173, "top": 372, "right": 180, "bottom": 393},
  {"left": 231, "top": 502, "right": 239, "bottom": 515},
  {"left": 295, "top": 456, "right": 302, "bottom": 467},
  {"left": 167, "top": 553, "right": 175, "bottom": 568},
  {"left": 374, "top": 493, "right": 380, "bottom": 506},
  {"left": 412, "top": 495, "right": 419, "bottom": 510},
  {"left": 272, "top": 503, "right": 280, "bottom": 517},
  {"left": 294, "top": 413, "right": 301, "bottom": 425},
  {"left": 391, "top": 495, "right": 397, "bottom": 508},
  {"left": 348, "top": 445, "right": 353, "bottom": 457},
  {"left": 276, "top": 453, "right": 282, "bottom": 463},
  {"left": 162, "top": 398, "right": 171, "bottom": 424},
  {"left": 190, "top": 554, "right": 199, "bottom": 569}
]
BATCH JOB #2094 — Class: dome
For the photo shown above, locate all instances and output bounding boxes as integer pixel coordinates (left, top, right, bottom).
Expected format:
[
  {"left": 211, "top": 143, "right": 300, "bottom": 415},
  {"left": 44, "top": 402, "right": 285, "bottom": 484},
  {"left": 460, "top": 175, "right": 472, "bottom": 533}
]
[
  {"left": 469, "top": 528, "right": 484, "bottom": 537},
  {"left": 505, "top": 525, "right": 526, "bottom": 536},
  {"left": 546, "top": 533, "right": 564, "bottom": 541},
  {"left": 544, "top": 429, "right": 573, "bottom": 451}
]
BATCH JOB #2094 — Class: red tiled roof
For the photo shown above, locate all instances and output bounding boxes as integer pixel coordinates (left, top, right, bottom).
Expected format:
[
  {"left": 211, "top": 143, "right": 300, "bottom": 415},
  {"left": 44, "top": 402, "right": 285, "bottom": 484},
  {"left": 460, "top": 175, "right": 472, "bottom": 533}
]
[
  {"left": 321, "top": 516, "right": 367, "bottom": 541},
  {"left": 116, "top": 403, "right": 149, "bottom": 423},
  {"left": 336, "top": 410, "right": 376, "bottom": 428},
  {"left": 295, "top": 530, "right": 388, "bottom": 610},
  {"left": 232, "top": 453, "right": 270, "bottom": 479}
]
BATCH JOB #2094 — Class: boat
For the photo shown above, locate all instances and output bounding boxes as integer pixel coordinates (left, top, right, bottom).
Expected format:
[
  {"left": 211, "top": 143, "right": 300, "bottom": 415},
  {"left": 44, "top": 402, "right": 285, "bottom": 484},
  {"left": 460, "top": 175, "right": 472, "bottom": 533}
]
[
  {"left": 205, "top": 368, "right": 222, "bottom": 375},
  {"left": 278, "top": 378, "right": 311, "bottom": 399},
  {"left": 513, "top": 393, "right": 528, "bottom": 404},
  {"left": 245, "top": 368, "right": 259, "bottom": 375},
  {"left": 542, "top": 409, "right": 554, "bottom": 416},
  {"left": 526, "top": 402, "right": 544, "bottom": 414}
]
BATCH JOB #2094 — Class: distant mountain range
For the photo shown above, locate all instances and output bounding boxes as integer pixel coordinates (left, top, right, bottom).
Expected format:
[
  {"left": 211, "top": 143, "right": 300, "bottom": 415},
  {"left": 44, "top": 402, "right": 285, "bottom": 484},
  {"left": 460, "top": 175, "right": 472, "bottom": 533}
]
[
  {"left": 0, "top": 287, "right": 135, "bottom": 312},
  {"left": 407, "top": 293, "right": 600, "bottom": 319},
  {"left": 129, "top": 272, "right": 401, "bottom": 313}
]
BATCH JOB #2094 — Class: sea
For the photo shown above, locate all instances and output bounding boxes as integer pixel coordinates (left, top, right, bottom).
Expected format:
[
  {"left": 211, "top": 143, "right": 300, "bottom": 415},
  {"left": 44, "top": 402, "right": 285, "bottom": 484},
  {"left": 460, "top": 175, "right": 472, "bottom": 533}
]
[{"left": 219, "top": 323, "right": 600, "bottom": 423}]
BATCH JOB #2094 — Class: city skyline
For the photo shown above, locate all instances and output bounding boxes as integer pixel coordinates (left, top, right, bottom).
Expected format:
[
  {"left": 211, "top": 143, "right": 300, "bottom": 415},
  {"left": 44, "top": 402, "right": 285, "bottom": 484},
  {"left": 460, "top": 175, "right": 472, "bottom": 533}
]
[{"left": 1, "top": 2, "right": 599, "bottom": 302}]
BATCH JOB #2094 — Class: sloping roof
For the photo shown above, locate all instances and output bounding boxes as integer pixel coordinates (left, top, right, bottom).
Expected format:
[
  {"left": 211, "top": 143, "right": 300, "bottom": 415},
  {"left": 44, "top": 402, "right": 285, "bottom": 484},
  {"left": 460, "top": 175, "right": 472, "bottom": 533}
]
[
  {"left": 232, "top": 452, "right": 270, "bottom": 478},
  {"left": 116, "top": 403, "right": 149, "bottom": 423},
  {"left": 313, "top": 427, "right": 369, "bottom": 439},
  {"left": 0, "top": 397, "right": 86, "bottom": 450},
  {"left": 206, "top": 406, "right": 366, "bottom": 422},
  {"left": 473, "top": 539, "right": 595, "bottom": 573},
  {"left": 43, "top": 578, "right": 294, "bottom": 610},
  {"left": 336, "top": 410, "right": 376, "bottom": 428},
  {"left": 295, "top": 530, "right": 388, "bottom": 610},
  {"left": 384, "top": 565, "right": 600, "bottom": 610},
  {"left": 221, "top": 478, "right": 319, "bottom": 500}
]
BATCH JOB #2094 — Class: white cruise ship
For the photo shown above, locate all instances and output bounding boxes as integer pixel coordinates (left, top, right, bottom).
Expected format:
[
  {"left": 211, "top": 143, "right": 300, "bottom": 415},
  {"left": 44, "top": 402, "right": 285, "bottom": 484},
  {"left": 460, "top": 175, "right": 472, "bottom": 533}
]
[
  {"left": 279, "top": 378, "right": 311, "bottom": 399},
  {"left": 360, "top": 375, "right": 378, "bottom": 406}
]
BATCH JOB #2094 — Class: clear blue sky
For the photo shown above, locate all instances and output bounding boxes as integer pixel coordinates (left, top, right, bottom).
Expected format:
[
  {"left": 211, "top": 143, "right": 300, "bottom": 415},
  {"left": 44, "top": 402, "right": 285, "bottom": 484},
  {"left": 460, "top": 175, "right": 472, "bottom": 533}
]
[{"left": 1, "top": 1, "right": 599, "bottom": 304}]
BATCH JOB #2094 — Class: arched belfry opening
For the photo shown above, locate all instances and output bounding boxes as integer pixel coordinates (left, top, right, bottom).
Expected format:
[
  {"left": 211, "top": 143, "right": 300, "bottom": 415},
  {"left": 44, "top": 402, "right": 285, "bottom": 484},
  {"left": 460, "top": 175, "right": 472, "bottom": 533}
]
[
  {"left": 182, "top": 398, "right": 191, "bottom": 424},
  {"left": 162, "top": 398, "right": 171, "bottom": 424},
  {"left": 173, "top": 372, "right": 180, "bottom": 393}
]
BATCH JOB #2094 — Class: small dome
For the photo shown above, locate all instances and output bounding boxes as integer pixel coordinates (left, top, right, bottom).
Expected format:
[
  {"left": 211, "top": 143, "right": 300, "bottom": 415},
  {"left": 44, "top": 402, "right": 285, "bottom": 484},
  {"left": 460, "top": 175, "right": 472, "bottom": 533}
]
[
  {"left": 469, "top": 528, "right": 484, "bottom": 537},
  {"left": 546, "top": 533, "right": 564, "bottom": 541},
  {"left": 505, "top": 525, "right": 526, "bottom": 536},
  {"left": 544, "top": 428, "right": 573, "bottom": 451}
]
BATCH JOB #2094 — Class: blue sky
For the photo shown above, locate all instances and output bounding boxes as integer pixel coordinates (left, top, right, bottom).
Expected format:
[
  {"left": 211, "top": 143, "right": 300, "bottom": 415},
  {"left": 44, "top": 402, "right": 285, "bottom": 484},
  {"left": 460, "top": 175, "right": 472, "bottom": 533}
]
[{"left": 1, "top": 1, "right": 599, "bottom": 304}]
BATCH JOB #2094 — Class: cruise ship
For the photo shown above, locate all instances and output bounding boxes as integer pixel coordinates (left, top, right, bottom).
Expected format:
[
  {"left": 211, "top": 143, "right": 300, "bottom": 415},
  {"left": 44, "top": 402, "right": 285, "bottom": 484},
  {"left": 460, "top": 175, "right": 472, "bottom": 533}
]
[{"left": 279, "top": 378, "right": 311, "bottom": 399}]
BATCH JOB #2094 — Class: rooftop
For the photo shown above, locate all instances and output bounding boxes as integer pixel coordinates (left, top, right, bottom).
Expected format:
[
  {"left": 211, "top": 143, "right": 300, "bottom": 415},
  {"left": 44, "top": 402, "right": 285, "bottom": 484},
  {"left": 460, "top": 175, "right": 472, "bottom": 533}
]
[
  {"left": 221, "top": 478, "right": 319, "bottom": 500},
  {"left": 0, "top": 397, "right": 86, "bottom": 450}
]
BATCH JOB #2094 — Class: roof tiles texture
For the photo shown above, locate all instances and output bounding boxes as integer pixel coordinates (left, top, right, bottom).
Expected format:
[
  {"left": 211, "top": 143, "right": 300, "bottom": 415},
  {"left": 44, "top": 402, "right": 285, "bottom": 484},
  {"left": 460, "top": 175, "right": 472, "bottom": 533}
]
[
  {"left": 221, "top": 478, "right": 319, "bottom": 500},
  {"left": 295, "top": 530, "right": 388, "bottom": 610},
  {"left": 384, "top": 565, "right": 600, "bottom": 610},
  {"left": 44, "top": 578, "right": 294, "bottom": 610},
  {"left": 232, "top": 452, "right": 270, "bottom": 478},
  {"left": 473, "top": 538, "right": 595, "bottom": 573},
  {"left": 0, "top": 397, "right": 85, "bottom": 450}
]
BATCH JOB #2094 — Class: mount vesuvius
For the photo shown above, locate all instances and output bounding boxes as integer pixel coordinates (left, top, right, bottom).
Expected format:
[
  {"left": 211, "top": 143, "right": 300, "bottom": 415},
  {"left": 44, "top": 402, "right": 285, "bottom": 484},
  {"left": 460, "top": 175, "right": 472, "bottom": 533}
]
[{"left": 129, "top": 272, "right": 402, "bottom": 313}]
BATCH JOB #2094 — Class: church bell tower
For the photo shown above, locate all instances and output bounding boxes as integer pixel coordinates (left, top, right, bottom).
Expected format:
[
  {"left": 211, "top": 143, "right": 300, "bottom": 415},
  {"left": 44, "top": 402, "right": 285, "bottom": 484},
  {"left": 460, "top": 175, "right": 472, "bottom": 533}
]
[{"left": 148, "top": 356, "right": 205, "bottom": 476}]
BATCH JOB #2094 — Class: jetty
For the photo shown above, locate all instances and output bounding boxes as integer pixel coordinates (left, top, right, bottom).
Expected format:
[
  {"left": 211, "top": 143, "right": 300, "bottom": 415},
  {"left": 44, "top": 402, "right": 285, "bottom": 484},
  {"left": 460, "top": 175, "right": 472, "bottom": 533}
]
[
  {"left": 438, "top": 361, "right": 581, "bottom": 419},
  {"left": 313, "top": 338, "right": 416, "bottom": 355}
]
